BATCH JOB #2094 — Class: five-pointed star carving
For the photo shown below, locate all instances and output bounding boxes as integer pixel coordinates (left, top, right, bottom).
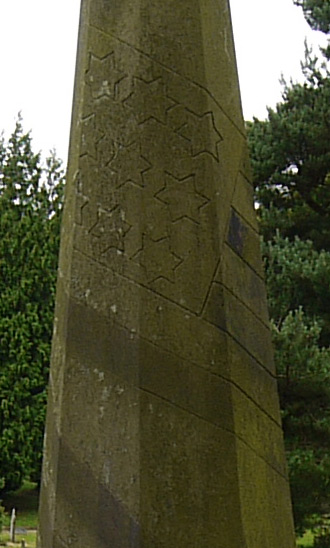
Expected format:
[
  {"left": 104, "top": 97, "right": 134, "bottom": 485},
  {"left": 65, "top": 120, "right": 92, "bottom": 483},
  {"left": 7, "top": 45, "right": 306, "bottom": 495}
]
[
  {"left": 90, "top": 207, "right": 130, "bottom": 252},
  {"left": 108, "top": 142, "right": 151, "bottom": 188},
  {"left": 155, "top": 173, "right": 209, "bottom": 223},
  {"left": 124, "top": 78, "right": 174, "bottom": 124},
  {"left": 178, "top": 111, "right": 223, "bottom": 160},
  {"left": 85, "top": 52, "right": 126, "bottom": 99},
  {"left": 135, "top": 234, "right": 182, "bottom": 283}
]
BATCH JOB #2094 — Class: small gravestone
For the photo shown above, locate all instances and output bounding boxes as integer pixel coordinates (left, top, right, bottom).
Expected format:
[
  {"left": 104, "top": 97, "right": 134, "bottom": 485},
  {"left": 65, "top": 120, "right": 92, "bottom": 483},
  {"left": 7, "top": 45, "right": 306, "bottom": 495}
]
[
  {"left": 38, "top": 0, "right": 296, "bottom": 546},
  {"left": 9, "top": 509, "right": 15, "bottom": 543}
]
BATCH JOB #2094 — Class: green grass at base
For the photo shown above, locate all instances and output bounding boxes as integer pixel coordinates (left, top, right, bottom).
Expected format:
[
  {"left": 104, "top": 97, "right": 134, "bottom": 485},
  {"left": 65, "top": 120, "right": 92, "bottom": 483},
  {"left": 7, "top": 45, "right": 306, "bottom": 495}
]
[
  {"left": 0, "top": 528, "right": 36, "bottom": 547},
  {"left": 0, "top": 481, "right": 38, "bottom": 546},
  {"left": 297, "top": 529, "right": 314, "bottom": 547},
  {"left": 1, "top": 481, "right": 38, "bottom": 530}
]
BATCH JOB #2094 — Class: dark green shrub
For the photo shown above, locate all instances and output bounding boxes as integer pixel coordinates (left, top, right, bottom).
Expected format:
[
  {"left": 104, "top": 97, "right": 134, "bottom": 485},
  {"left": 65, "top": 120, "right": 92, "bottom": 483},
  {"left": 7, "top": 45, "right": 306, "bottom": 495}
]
[{"left": 313, "top": 529, "right": 330, "bottom": 548}]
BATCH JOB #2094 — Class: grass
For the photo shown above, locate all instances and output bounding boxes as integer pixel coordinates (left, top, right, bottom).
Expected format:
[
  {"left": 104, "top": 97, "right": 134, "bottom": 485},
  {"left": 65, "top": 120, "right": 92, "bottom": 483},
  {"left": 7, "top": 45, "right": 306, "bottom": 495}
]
[
  {"left": 297, "top": 529, "right": 314, "bottom": 547},
  {"left": 0, "top": 481, "right": 38, "bottom": 547},
  {"left": 0, "top": 529, "right": 36, "bottom": 547}
]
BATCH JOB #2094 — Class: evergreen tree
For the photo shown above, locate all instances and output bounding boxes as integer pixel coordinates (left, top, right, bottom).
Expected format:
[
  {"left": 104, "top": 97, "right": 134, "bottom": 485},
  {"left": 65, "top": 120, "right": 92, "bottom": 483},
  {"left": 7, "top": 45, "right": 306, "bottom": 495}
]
[
  {"left": 294, "top": 0, "right": 330, "bottom": 34},
  {"left": 262, "top": 235, "right": 330, "bottom": 537},
  {"left": 0, "top": 118, "right": 64, "bottom": 492},
  {"left": 248, "top": 48, "right": 330, "bottom": 252},
  {"left": 247, "top": 3, "right": 330, "bottom": 541}
]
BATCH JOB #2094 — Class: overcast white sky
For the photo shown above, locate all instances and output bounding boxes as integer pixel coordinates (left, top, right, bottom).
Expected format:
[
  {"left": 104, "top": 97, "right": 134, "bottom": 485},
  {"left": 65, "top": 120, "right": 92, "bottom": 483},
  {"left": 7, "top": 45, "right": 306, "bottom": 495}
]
[{"left": 0, "top": 0, "right": 327, "bottom": 164}]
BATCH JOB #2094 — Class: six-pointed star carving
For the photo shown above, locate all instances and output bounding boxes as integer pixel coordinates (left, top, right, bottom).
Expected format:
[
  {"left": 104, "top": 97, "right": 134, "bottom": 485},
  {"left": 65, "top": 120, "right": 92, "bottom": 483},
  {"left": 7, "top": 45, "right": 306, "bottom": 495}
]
[
  {"left": 135, "top": 234, "right": 182, "bottom": 283},
  {"left": 96, "top": 134, "right": 116, "bottom": 167},
  {"left": 108, "top": 142, "right": 150, "bottom": 188},
  {"left": 178, "top": 111, "right": 222, "bottom": 160},
  {"left": 90, "top": 206, "right": 130, "bottom": 252},
  {"left": 124, "top": 78, "right": 174, "bottom": 124},
  {"left": 80, "top": 116, "right": 103, "bottom": 158},
  {"left": 156, "top": 173, "right": 208, "bottom": 223},
  {"left": 85, "top": 52, "right": 126, "bottom": 99},
  {"left": 75, "top": 193, "right": 89, "bottom": 226}
]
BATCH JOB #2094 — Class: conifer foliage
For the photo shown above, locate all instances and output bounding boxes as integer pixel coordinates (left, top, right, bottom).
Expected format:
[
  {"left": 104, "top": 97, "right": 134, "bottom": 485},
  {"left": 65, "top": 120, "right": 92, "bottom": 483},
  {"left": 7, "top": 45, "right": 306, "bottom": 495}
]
[
  {"left": 294, "top": 0, "right": 330, "bottom": 34},
  {"left": 0, "top": 118, "right": 64, "bottom": 492},
  {"left": 248, "top": 2, "right": 330, "bottom": 541}
]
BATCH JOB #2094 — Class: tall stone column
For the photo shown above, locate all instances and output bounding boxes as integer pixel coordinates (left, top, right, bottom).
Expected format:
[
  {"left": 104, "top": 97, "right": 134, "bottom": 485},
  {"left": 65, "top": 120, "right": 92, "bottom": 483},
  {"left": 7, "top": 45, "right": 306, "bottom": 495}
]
[{"left": 38, "top": 1, "right": 296, "bottom": 546}]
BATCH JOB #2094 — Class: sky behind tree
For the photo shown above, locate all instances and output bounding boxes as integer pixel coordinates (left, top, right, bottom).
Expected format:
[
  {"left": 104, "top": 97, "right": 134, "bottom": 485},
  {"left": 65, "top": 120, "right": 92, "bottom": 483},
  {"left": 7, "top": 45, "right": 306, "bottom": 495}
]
[{"left": 0, "top": 0, "right": 326, "bottom": 164}]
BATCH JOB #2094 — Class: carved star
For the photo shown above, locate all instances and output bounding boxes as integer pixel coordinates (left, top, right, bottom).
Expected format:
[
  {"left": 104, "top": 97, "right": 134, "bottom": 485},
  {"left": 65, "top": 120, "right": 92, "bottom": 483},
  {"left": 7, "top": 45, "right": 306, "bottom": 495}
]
[
  {"left": 80, "top": 116, "right": 103, "bottom": 158},
  {"left": 96, "top": 134, "right": 116, "bottom": 167},
  {"left": 178, "top": 111, "right": 223, "bottom": 160},
  {"left": 75, "top": 193, "right": 89, "bottom": 226},
  {"left": 155, "top": 173, "right": 209, "bottom": 223},
  {"left": 135, "top": 235, "right": 182, "bottom": 283},
  {"left": 108, "top": 142, "right": 151, "bottom": 188},
  {"left": 124, "top": 78, "right": 174, "bottom": 124},
  {"left": 85, "top": 52, "right": 126, "bottom": 100},
  {"left": 90, "top": 207, "right": 130, "bottom": 252}
]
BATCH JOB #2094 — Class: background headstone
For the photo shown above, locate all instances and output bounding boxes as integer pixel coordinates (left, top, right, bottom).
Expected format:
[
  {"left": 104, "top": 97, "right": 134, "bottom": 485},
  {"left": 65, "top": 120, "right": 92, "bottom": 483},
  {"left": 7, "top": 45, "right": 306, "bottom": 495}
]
[
  {"left": 10, "top": 508, "right": 16, "bottom": 543},
  {"left": 38, "top": 0, "right": 296, "bottom": 546}
]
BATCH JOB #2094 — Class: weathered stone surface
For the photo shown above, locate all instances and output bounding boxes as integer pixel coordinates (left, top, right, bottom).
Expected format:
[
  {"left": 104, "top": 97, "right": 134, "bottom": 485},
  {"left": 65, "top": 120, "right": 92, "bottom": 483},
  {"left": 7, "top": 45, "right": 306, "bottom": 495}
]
[{"left": 38, "top": 0, "right": 296, "bottom": 546}]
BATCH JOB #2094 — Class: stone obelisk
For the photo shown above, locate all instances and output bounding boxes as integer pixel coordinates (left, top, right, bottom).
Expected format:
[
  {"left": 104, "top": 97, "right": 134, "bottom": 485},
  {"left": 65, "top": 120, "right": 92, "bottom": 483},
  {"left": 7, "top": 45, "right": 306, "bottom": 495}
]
[{"left": 38, "top": 0, "right": 296, "bottom": 546}]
